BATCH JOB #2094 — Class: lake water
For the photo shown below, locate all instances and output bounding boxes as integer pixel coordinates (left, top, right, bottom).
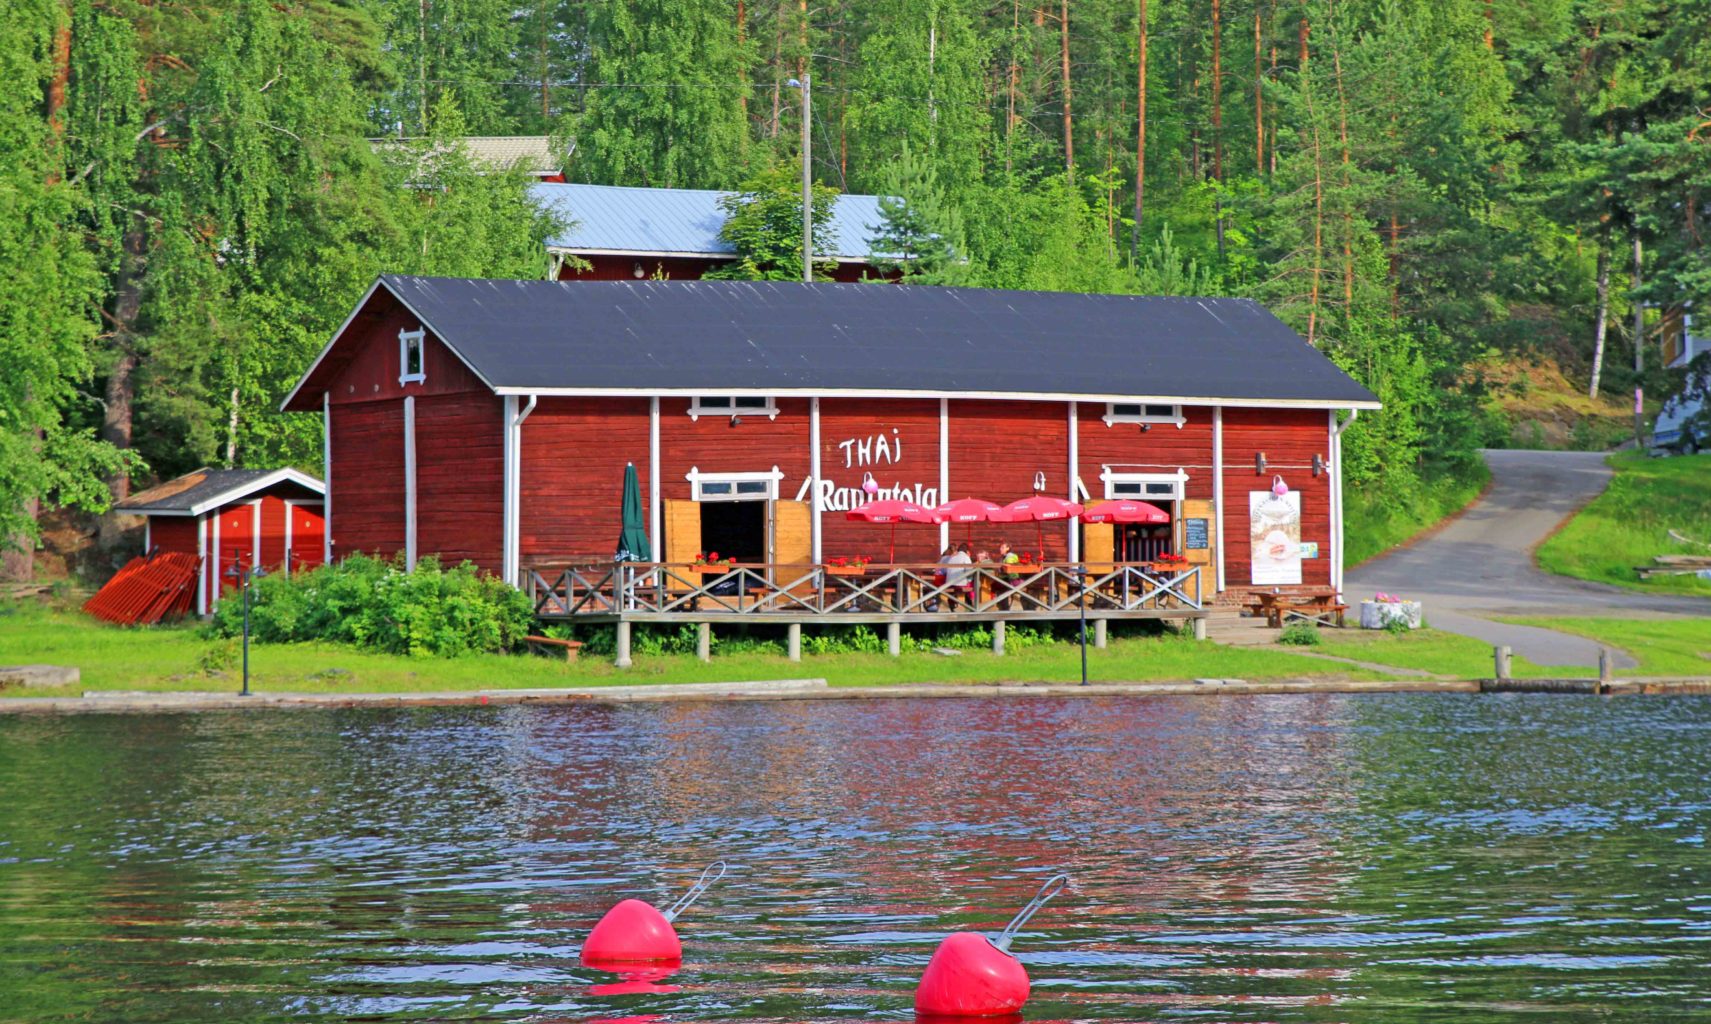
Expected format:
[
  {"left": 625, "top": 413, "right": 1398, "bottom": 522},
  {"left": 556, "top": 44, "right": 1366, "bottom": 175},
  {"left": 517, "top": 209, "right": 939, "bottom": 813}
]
[{"left": 2, "top": 694, "right": 1708, "bottom": 1023}]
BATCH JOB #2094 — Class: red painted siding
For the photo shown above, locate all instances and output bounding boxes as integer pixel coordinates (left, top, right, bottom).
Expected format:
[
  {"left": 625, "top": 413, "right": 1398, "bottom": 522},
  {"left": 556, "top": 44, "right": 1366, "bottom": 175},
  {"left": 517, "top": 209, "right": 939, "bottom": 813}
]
[
  {"left": 287, "top": 502, "right": 325, "bottom": 574},
  {"left": 946, "top": 400, "right": 1072, "bottom": 560},
  {"left": 1076, "top": 403, "right": 1216, "bottom": 501},
  {"left": 330, "top": 401, "right": 406, "bottom": 561},
  {"left": 818, "top": 399, "right": 942, "bottom": 562},
  {"left": 415, "top": 392, "right": 504, "bottom": 572},
  {"left": 518, "top": 397, "right": 651, "bottom": 565},
  {"left": 148, "top": 516, "right": 198, "bottom": 555},
  {"left": 257, "top": 496, "right": 288, "bottom": 568},
  {"left": 1221, "top": 407, "right": 1333, "bottom": 589},
  {"left": 657, "top": 397, "right": 811, "bottom": 501}
]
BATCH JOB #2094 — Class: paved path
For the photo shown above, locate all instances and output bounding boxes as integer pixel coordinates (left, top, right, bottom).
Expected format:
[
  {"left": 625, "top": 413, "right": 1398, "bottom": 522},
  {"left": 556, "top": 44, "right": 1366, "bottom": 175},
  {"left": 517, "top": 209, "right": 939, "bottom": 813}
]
[{"left": 1348, "top": 449, "right": 1709, "bottom": 667}]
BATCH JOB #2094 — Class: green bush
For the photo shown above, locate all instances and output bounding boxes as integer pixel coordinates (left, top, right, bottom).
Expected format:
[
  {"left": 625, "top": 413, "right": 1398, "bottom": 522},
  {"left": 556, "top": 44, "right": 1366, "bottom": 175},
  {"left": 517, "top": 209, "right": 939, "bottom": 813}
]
[
  {"left": 208, "top": 554, "right": 533, "bottom": 657},
  {"left": 1278, "top": 621, "right": 1323, "bottom": 646}
]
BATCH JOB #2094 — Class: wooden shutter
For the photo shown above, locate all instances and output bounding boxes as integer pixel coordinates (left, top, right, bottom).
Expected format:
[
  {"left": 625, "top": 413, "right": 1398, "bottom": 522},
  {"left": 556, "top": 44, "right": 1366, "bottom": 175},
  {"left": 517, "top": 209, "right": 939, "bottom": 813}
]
[
  {"left": 663, "top": 499, "right": 702, "bottom": 593},
  {"left": 1082, "top": 522, "right": 1115, "bottom": 573},
  {"left": 1181, "top": 498, "right": 1216, "bottom": 601},
  {"left": 770, "top": 500, "right": 813, "bottom": 592}
]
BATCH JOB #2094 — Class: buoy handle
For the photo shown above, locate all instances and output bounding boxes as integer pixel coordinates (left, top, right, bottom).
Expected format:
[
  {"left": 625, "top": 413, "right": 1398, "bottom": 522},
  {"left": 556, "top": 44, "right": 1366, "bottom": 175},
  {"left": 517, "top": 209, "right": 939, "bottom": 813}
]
[
  {"left": 663, "top": 860, "right": 727, "bottom": 921},
  {"left": 992, "top": 874, "right": 1068, "bottom": 952}
]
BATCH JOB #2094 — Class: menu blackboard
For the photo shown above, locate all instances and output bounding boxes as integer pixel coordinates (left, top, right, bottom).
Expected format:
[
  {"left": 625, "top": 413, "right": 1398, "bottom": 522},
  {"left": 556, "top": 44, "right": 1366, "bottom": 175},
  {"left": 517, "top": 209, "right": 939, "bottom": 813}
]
[{"left": 1184, "top": 517, "right": 1210, "bottom": 550}]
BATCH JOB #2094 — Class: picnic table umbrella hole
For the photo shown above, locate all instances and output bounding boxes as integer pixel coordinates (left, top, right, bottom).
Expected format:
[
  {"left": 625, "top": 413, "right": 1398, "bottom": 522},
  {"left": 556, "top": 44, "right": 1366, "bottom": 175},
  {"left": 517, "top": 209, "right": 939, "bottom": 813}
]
[{"left": 845, "top": 499, "right": 941, "bottom": 563}]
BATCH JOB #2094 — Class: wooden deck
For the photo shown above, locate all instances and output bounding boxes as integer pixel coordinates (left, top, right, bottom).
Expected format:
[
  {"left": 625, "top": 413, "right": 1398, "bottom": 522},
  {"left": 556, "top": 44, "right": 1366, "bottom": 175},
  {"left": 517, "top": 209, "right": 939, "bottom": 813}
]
[{"left": 525, "top": 561, "right": 1210, "bottom": 663}]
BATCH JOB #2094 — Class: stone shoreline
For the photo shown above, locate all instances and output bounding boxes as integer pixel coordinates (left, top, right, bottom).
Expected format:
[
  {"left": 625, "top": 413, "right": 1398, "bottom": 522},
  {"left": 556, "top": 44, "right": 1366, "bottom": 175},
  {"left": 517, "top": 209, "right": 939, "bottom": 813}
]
[{"left": 2, "top": 675, "right": 1707, "bottom": 714}]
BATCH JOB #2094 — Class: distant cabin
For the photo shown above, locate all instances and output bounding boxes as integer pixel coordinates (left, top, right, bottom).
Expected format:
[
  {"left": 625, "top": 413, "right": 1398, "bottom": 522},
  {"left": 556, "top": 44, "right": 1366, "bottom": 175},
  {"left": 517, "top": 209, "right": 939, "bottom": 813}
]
[
  {"left": 116, "top": 468, "right": 326, "bottom": 615},
  {"left": 530, "top": 182, "right": 898, "bottom": 283},
  {"left": 370, "top": 135, "right": 570, "bottom": 182}
]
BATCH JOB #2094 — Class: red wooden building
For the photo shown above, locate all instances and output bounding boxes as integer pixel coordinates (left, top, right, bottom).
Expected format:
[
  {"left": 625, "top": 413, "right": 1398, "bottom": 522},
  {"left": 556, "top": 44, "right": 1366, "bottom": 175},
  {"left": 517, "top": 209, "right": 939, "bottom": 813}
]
[
  {"left": 116, "top": 468, "right": 326, "bottom": 615},
  {"left": 283, "top": 276, "right": 1377, "bottom": 621}
]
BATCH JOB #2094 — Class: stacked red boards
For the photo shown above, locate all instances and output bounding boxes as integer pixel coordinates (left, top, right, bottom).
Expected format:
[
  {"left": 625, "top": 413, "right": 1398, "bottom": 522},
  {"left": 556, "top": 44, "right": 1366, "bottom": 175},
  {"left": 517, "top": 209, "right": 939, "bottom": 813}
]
[{"left": 83, "top": 552, "right": 202, "bottom": 625}]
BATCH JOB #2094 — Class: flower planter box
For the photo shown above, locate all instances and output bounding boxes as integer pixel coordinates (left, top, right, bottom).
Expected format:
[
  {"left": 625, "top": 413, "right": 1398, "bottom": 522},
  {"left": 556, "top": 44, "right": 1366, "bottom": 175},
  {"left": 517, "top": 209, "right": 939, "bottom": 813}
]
[
  {"left": 825, "top": 565, "right": 869, "bottom": 577},
  {"left": 1360, "top": 600, "right": 1422, "bottom": 630},
  {"left": 690, "top": 564, "right": 737, "bottom": 574}
]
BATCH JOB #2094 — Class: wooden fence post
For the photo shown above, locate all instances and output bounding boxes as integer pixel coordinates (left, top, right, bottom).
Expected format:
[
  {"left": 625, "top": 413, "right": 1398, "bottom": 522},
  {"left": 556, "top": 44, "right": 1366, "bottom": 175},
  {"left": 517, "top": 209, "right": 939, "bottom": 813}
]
[{"left": 1493, "top": 645, "right": 1511, "bottom": 681}]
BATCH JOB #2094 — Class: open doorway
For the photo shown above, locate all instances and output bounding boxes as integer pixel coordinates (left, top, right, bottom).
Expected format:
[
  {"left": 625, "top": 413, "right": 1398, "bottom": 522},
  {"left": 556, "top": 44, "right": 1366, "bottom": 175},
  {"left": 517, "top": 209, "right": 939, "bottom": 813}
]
[{"left": 699, "top": 500, "right": 766, "bottom": 562}]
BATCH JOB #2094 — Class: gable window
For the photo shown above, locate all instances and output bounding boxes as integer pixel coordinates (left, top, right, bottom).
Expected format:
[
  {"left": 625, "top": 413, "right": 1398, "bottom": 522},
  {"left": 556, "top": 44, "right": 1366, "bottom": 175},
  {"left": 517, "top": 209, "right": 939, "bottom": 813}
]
[
  {"left": 685, "top": 466, "right": 784, "bottom": 501},
  {"left": 1101, "top": 469, "right": 1188, "bottom": 502},
  {"left": 398, "top": 328, "right": 426, "bottom": 385},
  {"left": 688, "top": 395, "right": 779, "bottom": 421},
  {"left": 1103, "top": 402, "right": 1185, "bottom": 427}
]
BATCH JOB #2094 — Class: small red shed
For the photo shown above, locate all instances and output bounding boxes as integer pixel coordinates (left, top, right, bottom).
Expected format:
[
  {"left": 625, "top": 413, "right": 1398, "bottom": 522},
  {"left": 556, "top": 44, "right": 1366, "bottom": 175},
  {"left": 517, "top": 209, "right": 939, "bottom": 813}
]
[{"left": 115, "top": 468, "right": 326, "bottom": 615}]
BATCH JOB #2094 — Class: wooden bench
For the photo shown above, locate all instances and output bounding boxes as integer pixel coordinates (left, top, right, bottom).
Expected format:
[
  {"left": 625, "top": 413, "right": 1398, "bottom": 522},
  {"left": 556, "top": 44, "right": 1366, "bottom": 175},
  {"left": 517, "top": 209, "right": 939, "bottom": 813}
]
[
  {"left": 524, "top": 635, "right": 585, "bottom": 661},
  {"left": 1248, "top": 592, "right": 1347, "bottom": 628}
]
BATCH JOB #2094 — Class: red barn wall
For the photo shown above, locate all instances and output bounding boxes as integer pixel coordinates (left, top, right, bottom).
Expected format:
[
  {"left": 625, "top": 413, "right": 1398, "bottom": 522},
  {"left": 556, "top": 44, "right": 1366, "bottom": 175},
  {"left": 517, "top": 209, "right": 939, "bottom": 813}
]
[
  {"left": 1220, "top": 407, "right": 1332, "bottom": 589},
  {"left": 1075, "top": 403, "right": 1216, "bottom": 502},
  {"left": 946, "top": 400, "right": 1072, "bottom": 560},
  {"left": 329, "top": 401, "right": 405, "bottom": 561},
  {"left": 658, "top": 397, "right": 812, "bottom": 501},
  {"left": 819, "top": 399, "right": 942, "bottom": 562},
  {"left": 518, "top": 397, "right": 651, "bottom": 566},
  {"left": 415, "top": 392, "right": 504, "bottom": 572},
  {"left": 148, "top": 515, "right": 199, "bottom": 556}
]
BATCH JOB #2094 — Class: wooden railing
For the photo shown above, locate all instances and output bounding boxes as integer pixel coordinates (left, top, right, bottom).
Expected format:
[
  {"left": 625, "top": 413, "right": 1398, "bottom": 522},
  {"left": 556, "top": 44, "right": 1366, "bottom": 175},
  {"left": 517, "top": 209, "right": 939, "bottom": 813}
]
[{"left": 524, "top": 561, "right": 1205, "bottom": 618}]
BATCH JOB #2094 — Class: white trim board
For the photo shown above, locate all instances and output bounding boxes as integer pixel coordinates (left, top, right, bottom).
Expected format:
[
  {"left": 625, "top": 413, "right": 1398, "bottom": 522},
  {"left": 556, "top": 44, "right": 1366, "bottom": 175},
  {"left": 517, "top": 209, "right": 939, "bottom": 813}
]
[{"left": 493, "top": 386, "right": 1381, "bottom": 411}]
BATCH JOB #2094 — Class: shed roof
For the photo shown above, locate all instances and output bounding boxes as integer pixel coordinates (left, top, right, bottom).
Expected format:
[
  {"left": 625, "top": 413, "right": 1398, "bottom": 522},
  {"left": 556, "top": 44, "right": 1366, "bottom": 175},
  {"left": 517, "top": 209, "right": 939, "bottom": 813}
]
[
  {"left": 283, "top": 276, "right": 1379, "bottom": 411},
  {"left": 370, "top": 135, "right": 567, "bottom": 177},
  {"left": 117, "top": 468, "right": 324, "bottom": 517},
  {"left": 531, "top": 182, "right": 890, "bottom": 262}
]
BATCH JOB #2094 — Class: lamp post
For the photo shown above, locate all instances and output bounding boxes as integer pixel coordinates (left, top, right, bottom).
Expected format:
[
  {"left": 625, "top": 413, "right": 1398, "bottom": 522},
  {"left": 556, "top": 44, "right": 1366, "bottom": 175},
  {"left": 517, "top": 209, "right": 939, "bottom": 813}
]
[
  {"left": 787, "top": 75, "right": 811, "bottom": 282},
  {"left": 224, "top": 557, "right": 267, "bottom": 697}
]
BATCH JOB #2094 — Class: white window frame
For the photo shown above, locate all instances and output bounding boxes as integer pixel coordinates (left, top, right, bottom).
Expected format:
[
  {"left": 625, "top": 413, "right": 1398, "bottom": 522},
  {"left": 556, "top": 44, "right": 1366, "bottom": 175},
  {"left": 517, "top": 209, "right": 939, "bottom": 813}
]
[
  {"left": 1103, "top": 401, "right": 1186, "bottom": 427},
  {"left": 685, "top": 465, "right": 784, "bottom": 502},
  {"left": 1101, "top": 468, "right": 1189, "bottom": 501},
  {"left": 398, "top": 328, "right": 426, "bottom": 386},
  {"left": 687, "top": 395, "right": 779, "bottom": 421}
]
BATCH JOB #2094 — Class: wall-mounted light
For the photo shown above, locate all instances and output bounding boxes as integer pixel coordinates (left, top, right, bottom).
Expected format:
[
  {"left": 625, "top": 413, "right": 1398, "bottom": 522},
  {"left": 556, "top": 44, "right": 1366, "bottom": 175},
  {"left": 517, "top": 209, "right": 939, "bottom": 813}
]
[
  {"left": 1312, "top": 453, "right": 1325, "bottom": 477},
  {"left": 1033, "top": 470, "right": 1047, "bottom": 492},
  {"left": 1140, "top": 423, "right": 1152, "bottom": 432},
  {"left": 729, "top": 414, "right": 743, "bottom": 427},
  {"left": 632, "top": 261, "right": 646, "bottom": 279},
  {"left": 1255, "top": 452, "right": 1268, "bottom": 474},
  {"left": 862, "top": 471, "right": 880, "bottom": 495}
]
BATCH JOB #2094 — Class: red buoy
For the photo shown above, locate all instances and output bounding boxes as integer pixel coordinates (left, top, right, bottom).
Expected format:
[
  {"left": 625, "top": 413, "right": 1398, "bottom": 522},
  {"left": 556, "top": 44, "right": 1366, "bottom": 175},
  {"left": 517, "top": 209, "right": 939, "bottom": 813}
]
[
  {"left": 913, "top": 874, "right": 1068, "bottom": 1018},
  {"left": 581, "top": 861, "right": 726, "bottom": 968}
]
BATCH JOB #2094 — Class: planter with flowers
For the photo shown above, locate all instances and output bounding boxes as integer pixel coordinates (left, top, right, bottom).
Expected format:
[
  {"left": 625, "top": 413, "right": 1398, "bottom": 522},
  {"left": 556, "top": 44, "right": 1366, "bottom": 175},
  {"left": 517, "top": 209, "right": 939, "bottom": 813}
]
[
  {"left": 690, "top": 552, "right": 737, "bottom": 573},
  {"left": 1360, "top": 591, "right": 1423, "bottom": 630},
  {"left": 825, "top": 555, "right": 872, "bottom": 577},
  {"left": 1151, "top": 552, "right": 1189, "bottom": 573},
  {"left": 1002, "top": 551, "right": 1042, "bottom": 575}
]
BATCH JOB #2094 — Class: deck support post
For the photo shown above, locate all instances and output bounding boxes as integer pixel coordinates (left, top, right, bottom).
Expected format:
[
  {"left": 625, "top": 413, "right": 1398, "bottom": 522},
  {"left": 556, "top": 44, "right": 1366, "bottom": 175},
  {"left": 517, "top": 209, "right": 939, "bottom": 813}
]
[
  {"left": 614, "top": 621, "right": 633, "bottom": 669},
  {"left": 1494, "top": 645, "right": 1512, "bottom": 681},
  {"left": 886, "top": 621, "right": 901, "bottom": 657},
  {"left": 787, "top": 623, "right": 802, "bottom": 662},
  {"left": 1093, "top": 618, "right": 1108, "bottom": 649},
  {"left": 992, "top": 620, "right": 1006, "bottom": 656},
  {"left": 1192, "top": 616, "right": 1207, "bottom": 640},
  {"left": 697, "top": 622, "right": 712, "bottom": 662}
]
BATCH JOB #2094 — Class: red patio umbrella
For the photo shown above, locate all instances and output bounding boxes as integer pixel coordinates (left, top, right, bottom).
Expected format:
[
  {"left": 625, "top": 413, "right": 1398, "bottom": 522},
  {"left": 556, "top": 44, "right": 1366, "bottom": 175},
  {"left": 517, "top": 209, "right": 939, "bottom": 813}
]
[
  {"left": 934, "top": 497, "right": 1003, "bottom": 546},
  {"left": 846, "top": 499, "right": 940, "bottom": 562},
  {"left": 1080, "top": 499, "right": 1171, "bottom": 524},
  {"left": 990, "top": 496, "right": 1085, "bottom": 558}
]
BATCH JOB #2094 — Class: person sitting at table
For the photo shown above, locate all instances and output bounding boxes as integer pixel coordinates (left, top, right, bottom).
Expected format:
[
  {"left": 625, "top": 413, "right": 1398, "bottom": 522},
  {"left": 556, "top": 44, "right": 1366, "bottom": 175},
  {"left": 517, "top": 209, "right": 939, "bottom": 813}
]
[
  {"left": 998, "top": 541, "right": 1016, "bottom": 565},
  {"left": 930, "top": 544, "right": 955, "bottom": 610},
  {"left": 944, "top": 542, "right": 974, "bottom": 609}
]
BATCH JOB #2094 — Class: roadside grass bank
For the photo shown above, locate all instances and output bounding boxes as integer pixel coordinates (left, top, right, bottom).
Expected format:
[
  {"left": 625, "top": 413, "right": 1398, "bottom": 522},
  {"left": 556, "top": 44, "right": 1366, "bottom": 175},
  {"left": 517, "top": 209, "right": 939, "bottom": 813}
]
[
  {"left": 1345, "top": 465, "right": 1490, "bottom": 568},
  {"left": 1314, "top": 617, "right": 1711, "bottom": 678},
  {"left": 1535, "top": 452, "right": 1711, "bottom": 597},
  {"left": 1, "top": 601, "right": 1379, "bottom": 698}
]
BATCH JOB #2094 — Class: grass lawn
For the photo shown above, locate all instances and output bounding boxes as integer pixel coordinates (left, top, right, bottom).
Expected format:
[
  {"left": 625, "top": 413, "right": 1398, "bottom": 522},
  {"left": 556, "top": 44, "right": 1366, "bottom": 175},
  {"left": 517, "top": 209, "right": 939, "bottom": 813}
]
[
  {"left": 1315, "top": 616, "right": 1711, "bottom": 678},
  {"left": 1344, "top": 465, "right": 1489, "bottom": 568},
  {"left": 1536, "top": 452, "right": 1711, "bottom": 597},
  {"left": 0, "top": 600, "right": 1379, "bottom": 699}
]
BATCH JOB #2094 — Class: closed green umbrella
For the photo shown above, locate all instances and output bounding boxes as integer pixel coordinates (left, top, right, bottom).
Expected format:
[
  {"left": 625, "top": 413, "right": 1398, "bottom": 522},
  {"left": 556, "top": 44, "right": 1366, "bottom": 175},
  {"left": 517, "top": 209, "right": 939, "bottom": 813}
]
[{"left": 617, "top": 462, "right": 650, "bottom": 561}]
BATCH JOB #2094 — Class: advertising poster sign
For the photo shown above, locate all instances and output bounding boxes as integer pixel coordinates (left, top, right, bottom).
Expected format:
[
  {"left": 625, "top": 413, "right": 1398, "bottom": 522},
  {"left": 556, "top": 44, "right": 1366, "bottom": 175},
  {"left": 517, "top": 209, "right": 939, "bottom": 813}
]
[{"left": 1249, "top": 490, "right": 1303, "bottom": 585}]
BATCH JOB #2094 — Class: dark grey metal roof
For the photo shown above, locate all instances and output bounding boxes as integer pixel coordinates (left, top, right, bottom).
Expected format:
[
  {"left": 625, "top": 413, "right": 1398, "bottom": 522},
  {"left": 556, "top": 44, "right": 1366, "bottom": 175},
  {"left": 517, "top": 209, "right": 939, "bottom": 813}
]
[
  {"left": 117, "top": 468, "right": 324, "bottom": 515},
  {"left": 301, "top": 276, "right": 1379, "bottom": 408},
  {"left": 531, "top": 182, "right": 890, "bottom": 261}
]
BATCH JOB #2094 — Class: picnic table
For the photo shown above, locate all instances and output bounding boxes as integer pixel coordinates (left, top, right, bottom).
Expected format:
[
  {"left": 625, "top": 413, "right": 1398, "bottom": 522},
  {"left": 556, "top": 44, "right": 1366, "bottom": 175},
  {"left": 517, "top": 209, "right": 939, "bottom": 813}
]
[{"left": 1247, "top": 591, "right": 1348, "bottom": 628}]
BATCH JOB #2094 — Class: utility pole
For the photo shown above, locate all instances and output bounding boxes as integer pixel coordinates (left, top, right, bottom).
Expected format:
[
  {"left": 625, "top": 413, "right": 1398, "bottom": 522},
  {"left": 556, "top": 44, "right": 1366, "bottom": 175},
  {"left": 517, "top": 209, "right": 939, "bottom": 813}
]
[{"left": 801, "top": 73, "right": 812, "bottom": 283}]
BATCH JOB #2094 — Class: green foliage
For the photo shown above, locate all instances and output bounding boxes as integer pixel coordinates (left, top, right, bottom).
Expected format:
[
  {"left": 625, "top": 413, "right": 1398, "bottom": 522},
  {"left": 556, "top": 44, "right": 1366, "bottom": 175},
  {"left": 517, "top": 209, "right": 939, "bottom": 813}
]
[
  {"left": 1536, "top": 452, "right": 1711, "bottom": 597},
  {"left": 871, "top": 145, "right": 968, "bottom": 284},
  {"left": 704, "top": 164, "right": 841, "bottom": 281},
  {"left": 1278, "top": 621, "right": 1324, "bottom": 647},
  {"left": 208, "top": 554, "right": 535, "bottom": 657}
]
